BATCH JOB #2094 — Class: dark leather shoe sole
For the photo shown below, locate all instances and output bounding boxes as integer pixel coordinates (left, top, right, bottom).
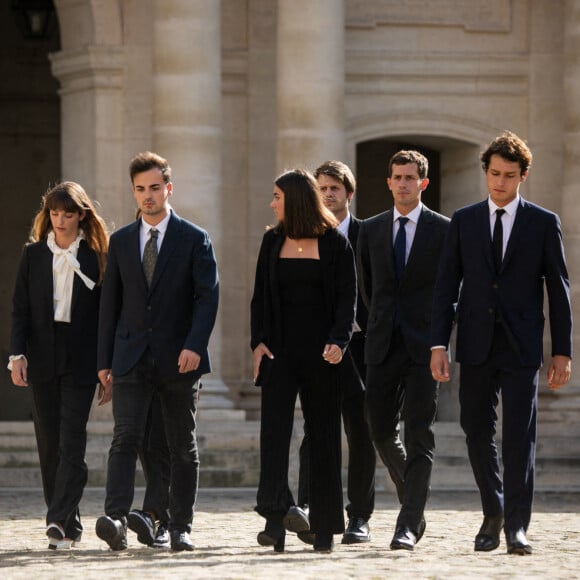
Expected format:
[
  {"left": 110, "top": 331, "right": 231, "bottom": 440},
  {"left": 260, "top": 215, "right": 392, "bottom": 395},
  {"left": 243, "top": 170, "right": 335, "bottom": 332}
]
[
  {"left": 257, "top": 531, "right": 285, "bottom": 552},
  {"left": 95, "top": 517, "right": 127, "bottom": 551},
  {"left": 507, "top": 543, "right": 532, "bottom": 555},
  {"left": 127, "top": 512, "right": 155, "bottom": 546},
  {"left": 342, "top": 532, "right": 371, "bottom": 544},
  {"left": 390, "top": 538, "right": 415, "bottom": 551},
  {"left": 474, "top": 535, "right": 500, "bottom": 552},
  {"left": 171, "top": 541, "right": 194, "bottom": 552},
  {"left": 283, "top": 510, "right": 310, "bottom": 534},
  {"left": 297, "top": 531, "right": 315, "bottom": 545}
]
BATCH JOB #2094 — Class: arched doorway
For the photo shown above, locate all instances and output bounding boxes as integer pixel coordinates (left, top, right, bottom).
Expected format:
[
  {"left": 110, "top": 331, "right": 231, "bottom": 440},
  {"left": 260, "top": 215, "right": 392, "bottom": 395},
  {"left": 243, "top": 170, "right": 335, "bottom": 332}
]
[{"left": 0, "top": 1, "right": 61, "bottom": 420}]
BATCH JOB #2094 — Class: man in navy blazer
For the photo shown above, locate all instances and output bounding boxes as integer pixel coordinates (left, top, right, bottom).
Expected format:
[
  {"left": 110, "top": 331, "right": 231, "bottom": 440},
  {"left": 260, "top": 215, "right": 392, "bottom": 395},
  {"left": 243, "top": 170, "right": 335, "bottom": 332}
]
[
  {"left": 95, "top": 152, "right": 219, "bottom": 552},
  {"left": 430, "top": 131, "right": 572, "bottom": 555},
  {"left": 357, "top": 150, "right": 450, "bottom": 551}
]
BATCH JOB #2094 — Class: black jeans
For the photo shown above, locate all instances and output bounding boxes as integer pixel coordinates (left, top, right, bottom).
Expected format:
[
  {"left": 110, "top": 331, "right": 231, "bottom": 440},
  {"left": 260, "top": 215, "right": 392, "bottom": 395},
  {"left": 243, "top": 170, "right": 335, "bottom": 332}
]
[{"left": 105, "top": 350, "right": 200, "bottom": 533}]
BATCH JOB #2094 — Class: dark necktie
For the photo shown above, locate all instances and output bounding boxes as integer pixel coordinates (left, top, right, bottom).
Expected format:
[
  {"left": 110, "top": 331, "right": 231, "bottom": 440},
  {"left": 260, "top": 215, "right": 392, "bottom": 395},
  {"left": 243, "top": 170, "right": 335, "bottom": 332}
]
[
  {"left": 492, "top": 209, "right": 506, "bottom": 272},
  {"left": 393, "top": 216, "right": 409, "bottom": 281},
  {"left": 143, "top": 228, "right": 159, "bottom": 286}
]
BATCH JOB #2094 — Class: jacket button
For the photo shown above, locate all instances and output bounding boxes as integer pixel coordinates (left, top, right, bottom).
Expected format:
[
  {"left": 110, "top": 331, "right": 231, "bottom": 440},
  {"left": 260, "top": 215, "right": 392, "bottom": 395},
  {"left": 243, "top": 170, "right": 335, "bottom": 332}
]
[{"left": 492, "top": 283, "right": 498, "bottom": 289}]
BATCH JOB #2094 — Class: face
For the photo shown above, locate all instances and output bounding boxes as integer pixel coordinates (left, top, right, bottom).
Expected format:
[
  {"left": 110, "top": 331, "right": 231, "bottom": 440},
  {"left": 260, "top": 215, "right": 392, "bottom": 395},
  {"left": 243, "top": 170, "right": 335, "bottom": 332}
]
[
  {"left": 387, "top": 163, "right": 429, "bottom": 214},
  {"left": 317, "top": 173, "right": 353, "bottom": 221},
  {"left": 270, "top": 186, "right": 285, "bottom": 222},
  {"left": 50, "top": 208, "right": 85, "bottom": 241},
  {"left": 485, "top": 154, "right": 527, "bottom": 207},
  {"left": 133, "top": 167, "right": 173, "bottom": 223}
]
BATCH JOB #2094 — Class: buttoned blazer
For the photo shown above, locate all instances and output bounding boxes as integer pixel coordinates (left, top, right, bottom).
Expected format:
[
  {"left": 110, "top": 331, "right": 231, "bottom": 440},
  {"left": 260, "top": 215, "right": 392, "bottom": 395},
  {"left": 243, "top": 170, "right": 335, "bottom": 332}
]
[
  {"left": 11, "top": 239, "right": 101, "bottom": 385},
  {"left": 357, "top": 206, "right": 450, "bottom": 366},
  {"left": 430, "top": 198, "right": 572, "bottom": 367},
  {"left": 97, "top": 211, "right": 219, "bottom": 380},
  {"left": 250, "top": 227, "right": 357, "bottom": 358}
]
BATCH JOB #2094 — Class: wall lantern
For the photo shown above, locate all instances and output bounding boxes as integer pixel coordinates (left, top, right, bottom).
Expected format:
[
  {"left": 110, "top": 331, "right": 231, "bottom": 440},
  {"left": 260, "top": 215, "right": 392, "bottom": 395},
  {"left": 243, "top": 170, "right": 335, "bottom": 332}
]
[{"left": 11, "top": 0, "right": 56, "bottom": 40}]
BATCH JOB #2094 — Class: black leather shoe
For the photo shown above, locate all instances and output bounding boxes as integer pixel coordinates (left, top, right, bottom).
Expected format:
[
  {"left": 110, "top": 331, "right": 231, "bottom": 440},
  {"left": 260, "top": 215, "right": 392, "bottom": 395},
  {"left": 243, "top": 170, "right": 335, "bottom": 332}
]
[
  {"left": 283, "top": 505, "right": 310, "bottom": 534},
  {"left": 95, "top": 515, "right": 127, "bottom": 551},
  {"left": 257, "top": 518, "right": 286, "bottom": 552},
  {"left": 127, "top": 509, "right": 156, "bottom": 546},
  {"left": 170, "top": 530, "right": 194, "bottom": 552},
  {"left": 297, "top": 531, "right": 315, "bottom": 545},
  {"left": 313, "top": 532, "right": 334, "bottom": 552},
  {"left": 342, "top": 517, "right": 370, "bottom": 544},
  {"left": 506, "top": 528, "right": 532, "bottom": 555},
  {"left": 390, "top": 526, "right": 418, "bottom": 551},
  {"left": 474, "top": 514, "right": 503, "bottom": 552}
]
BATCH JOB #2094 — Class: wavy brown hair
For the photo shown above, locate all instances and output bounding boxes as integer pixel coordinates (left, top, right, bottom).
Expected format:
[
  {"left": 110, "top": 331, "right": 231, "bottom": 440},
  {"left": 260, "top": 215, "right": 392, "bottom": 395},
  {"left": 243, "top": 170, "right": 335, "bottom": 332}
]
[
  {"left": 481, "top": 130, "right": 532, "bottom": 174},
  {"left": 30, "top": 181, "right": 109, "bottom": 284},
  {"left": 274, "top": 169, "right": 338, "bottom": 238}
]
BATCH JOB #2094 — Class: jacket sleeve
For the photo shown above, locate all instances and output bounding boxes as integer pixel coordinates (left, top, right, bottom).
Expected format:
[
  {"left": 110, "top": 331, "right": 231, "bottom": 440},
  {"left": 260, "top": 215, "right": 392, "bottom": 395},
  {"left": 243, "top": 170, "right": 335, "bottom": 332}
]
[
  {"left": 355, "top": 220, "right": 372, "bottom": 311},
  {"left": 10, "top": 245, "right": 31, "bottom": 356},
  {"left": 327, "top": 231, "right": 357, "bottom": 350},
  {"left": 250, "top": 232, "right": 269, "bottom": 351}
]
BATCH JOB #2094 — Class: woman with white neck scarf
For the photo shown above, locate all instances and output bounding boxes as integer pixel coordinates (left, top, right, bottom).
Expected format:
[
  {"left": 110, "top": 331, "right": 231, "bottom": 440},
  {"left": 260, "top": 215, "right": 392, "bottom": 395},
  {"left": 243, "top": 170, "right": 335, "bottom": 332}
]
[{"left": 9, "top": 181, "right": 109, "bottom": 549}]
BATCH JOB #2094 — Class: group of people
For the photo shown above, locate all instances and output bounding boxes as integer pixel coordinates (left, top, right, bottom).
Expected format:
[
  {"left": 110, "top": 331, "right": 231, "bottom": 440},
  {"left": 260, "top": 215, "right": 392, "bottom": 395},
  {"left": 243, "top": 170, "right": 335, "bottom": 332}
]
[
  {"left": 250, "top": 131, "right": 571, "bottom": 556},
  {"left": 9, "top": 130, "right": 572, "bottom": 557}
]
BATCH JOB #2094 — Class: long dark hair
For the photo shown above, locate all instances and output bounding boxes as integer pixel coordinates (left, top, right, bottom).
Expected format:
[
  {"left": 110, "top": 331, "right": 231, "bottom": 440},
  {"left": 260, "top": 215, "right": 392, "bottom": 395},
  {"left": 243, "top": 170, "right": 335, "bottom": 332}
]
[{"left": 274, "top": 169, "right": 338, "bottom": 238}]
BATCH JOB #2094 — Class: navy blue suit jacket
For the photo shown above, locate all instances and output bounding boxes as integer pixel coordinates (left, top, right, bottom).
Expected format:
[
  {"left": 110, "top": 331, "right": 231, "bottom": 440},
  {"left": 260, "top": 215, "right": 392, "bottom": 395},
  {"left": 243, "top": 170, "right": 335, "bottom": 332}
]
[
  {"left": 98, "top": 211, "right": 219, "bottom": 380},
  {"left": 357, "top": 205, "right": 450, "bottom": 366},
  {"left": 11, "top": 239, "right": 101, "bottom": 385},
  {"left": 430, "top": 198, "right": 572, "bottom": 367}
]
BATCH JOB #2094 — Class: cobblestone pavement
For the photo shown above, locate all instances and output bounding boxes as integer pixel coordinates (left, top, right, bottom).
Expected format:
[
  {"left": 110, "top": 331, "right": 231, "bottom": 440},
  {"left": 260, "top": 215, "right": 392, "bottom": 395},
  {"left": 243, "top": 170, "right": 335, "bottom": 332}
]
[{"left": 1, "top": 488, "right": 579, "bottom": 579}]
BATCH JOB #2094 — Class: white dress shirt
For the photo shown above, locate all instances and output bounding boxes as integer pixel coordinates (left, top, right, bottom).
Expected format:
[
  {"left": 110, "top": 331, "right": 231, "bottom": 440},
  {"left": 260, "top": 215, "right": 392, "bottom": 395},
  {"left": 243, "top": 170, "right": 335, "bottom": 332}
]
[{"left": 488, "top": 194, "right": 520, "bottom": 259}]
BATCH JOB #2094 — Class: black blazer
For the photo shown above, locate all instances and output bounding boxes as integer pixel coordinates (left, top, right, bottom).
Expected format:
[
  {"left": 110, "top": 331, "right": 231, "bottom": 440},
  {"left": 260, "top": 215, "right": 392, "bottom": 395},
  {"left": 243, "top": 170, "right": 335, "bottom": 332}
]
[
  {"left": 250, "top": 227, "right": 357, "bottom": 384},
  {"left": 430, "top": 198, "right": 572, "bottom": 367},
  {"left": 97, "top": 211, "right": 219, "bottom": 380},
  {"left": 347, "top": 215, "right": 368, "bottom": 335},
  {"left": 357, "top": 205, "right": 450, "bottom": 366},
  {"left": 11, "top": 239, "right": 101, "bottom": 385}
]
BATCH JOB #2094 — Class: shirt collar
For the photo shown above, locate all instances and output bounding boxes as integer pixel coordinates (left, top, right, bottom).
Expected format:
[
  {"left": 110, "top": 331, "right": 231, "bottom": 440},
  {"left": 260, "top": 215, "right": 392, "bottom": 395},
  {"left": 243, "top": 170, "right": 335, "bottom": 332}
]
[
  {"left": 337, "top": 212, "right": 351, "bottom": 237},
  {"left": 394, "top": 202, "right": 423, "bottom": 224},
  {"left": 141, "top": 211, "right": 171, "bottom": 235},
  {"left": 488, "top": 194, "right": 520, "bottom": 217}
]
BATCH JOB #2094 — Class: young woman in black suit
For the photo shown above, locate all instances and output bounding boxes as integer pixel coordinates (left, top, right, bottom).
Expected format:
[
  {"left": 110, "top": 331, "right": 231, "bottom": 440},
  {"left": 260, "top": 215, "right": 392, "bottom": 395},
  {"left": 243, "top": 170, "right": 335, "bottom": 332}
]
[
  {"left": 251, "top": 169, "right": 357, "bottom": 553},
  {"left": 9, "top": 182, "right": 109, "bottom": 549}
]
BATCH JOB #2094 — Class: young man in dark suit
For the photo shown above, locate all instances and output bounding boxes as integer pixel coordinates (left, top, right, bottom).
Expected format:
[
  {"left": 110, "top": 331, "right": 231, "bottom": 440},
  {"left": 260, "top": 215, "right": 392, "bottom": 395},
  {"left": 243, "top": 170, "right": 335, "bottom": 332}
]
[
  {"left": 357, "top": 150, "right": 450, "bottom": 551},
  {"left": 284, "top": 161, "right": 377, "bottom": 545},
  {"left": 430, "top": 131, "right": 572, "bottom": 555},
  {"left": 95, "top": 151, "right": 219, "bottom": 552}
]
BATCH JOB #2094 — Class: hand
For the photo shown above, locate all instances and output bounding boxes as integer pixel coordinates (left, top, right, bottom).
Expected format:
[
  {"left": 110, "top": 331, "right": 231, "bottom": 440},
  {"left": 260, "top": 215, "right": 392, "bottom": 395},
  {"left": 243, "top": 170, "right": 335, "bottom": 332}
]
[
  {"left": 547, "top": 355, "right": 571, "bottom": 390},
  {"left": 430, "top": 348, "right": 450, "bottom": 382},
  {"left": 97, "top": 382, "right": 113, "bottom": 406},
  {"left": 10, "top": 358, "right": 28, "bottom": 387},
  {"left": 253, "top": 343, "right": 274, "bottom": 383},
  {"left": 322, "top": 343, "right": 343, "bottom": 364},
  {"left": 178, "top": 349, "right": 201, "bottom": 373}
]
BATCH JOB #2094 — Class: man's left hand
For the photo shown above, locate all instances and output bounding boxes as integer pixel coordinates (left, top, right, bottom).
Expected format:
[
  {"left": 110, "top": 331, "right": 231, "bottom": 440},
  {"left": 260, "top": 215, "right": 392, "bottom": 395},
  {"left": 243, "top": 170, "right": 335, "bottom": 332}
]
[
  {"left": 178, "top": 349, "right": 201, "bottom": 373},
  {"left": 547, "top": 355, "right": 571, "bottom": 390}
]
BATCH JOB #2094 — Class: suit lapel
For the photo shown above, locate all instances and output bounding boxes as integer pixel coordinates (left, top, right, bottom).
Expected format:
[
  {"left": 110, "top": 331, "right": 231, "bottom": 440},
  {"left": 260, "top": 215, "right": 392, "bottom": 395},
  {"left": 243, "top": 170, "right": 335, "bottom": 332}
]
[
  {"left": 478, "top": 202, "right": 495, "bottom": 272},
  {"left": 379, "top": 211, "right": 395, "bottom": 276},
  {"left": 402, "top": 208, "right": 430, "bottom": 283},
  {"left": 502, "top": 198, "right": 529, "bottom": 271},
  {"left": 40, "top": 242, "right": 55, "bottom": 317},
  {"left": 149, "top": 213, "right": 179, "bottom": 293}
]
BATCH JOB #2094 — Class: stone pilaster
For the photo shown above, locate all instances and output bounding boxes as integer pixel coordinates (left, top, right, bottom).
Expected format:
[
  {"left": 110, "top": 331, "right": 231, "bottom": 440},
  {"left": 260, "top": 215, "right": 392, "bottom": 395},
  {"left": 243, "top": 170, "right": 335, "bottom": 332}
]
[{"left": 276, "top": 0, "right": 346, "bottom": 171}]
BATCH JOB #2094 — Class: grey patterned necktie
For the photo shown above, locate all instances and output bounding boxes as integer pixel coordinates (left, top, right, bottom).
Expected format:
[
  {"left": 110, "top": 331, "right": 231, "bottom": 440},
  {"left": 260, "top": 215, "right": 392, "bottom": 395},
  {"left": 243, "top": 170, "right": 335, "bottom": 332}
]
[{"left": 143, "top": 228, "right": 159, "bottom": 286}]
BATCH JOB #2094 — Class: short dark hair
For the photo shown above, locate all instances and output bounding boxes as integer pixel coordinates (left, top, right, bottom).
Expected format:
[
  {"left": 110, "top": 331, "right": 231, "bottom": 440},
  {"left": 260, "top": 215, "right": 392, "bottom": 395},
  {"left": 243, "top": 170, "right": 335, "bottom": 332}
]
[
  {"left": 129, "top": 151, "right": 172, "bottom": 184},
  {"left": 274, "top": 169, "right": 338, "bottom": 238},
  {"left": 314, "top": 160, "right": 356, "bottom": 194},
  {"left": 388, "top": 150, "right": 429, "bottom": 179},
  {"left": 480, "top": 131, "right": 532, "bottom": 174}
]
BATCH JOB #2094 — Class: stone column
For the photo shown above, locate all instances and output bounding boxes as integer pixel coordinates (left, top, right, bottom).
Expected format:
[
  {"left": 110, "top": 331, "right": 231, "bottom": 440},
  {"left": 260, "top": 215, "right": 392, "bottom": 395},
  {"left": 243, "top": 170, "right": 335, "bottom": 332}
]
[
  {"left": 550, "top": 0, "right": 580, "bottom": 418},
  {"left": 152, "top": 0, "right": 237, "bottom": 413},
  {"left": 276, "top": 0, "right": 346, "bottom": 171},
  {"left": 49, "top": 46, "right": 126, "bottom": 227}
]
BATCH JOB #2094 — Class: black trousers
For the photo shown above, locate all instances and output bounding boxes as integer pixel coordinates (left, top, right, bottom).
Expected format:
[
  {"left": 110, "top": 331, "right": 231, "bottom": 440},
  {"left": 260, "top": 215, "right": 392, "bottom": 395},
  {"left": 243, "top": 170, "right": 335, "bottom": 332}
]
[
  {"left": 139, "top": 392, "right": 170, "bottom": 524},
  {"left": 31, "top": 322, "right": 96, "bottom": 538},
  {"left": 297, "top": 335, "right": 376, "bottom": 520},
  {"left": 459, "top": 324, "right": 538, "bottom": 534},
  {"left": 105, "top": 350, "right": 200, "bottom": 533},
  {"left": 365, "top": 332, "right": 438, "bottom": 533},
  {"left": 256, "top": 355, "right": 344, "bottom": 534}
]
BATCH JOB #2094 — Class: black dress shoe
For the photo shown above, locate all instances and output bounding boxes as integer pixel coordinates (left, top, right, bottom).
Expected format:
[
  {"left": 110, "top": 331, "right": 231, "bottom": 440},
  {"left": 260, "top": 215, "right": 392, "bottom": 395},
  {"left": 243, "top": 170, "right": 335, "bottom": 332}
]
[
  {"left": 390, "top": 526, "right": 418, "bottom": 551},
  {"left": 506, "top": 528, "right": 532, "bottom": 555},
  {"left": 283, "top": 505, "right": 310, "bottom": 533},
  {"left": 170, "top": 530, "right": 194, "bottom": 552},
  {"left": 257, "top": 517, "right": 286, "bottom": 552},
  {"left": 127, "top": 509, "right": 156, "bottom": 546},
  {"left": 95, "top": 515, "right": 127, "bottom": 551},
  {"left": 313, "top": 532, "right": 334, "bottom": 553},
  {"left": 474, "top": 514, "right": 503, "bottom": 552},
  {"left": 342, "top": 517, "right": 370, "bottom": 544}
]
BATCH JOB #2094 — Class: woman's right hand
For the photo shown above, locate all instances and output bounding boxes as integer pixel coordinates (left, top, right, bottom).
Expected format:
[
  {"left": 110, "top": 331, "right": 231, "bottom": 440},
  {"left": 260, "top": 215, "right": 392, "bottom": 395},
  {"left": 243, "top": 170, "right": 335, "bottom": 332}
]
[
  {"left": 253, "top": 343, "right": 274, "bottom": 383},
  {"left": 10, "top": 358, "right": 28, "bottom": 387}
]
